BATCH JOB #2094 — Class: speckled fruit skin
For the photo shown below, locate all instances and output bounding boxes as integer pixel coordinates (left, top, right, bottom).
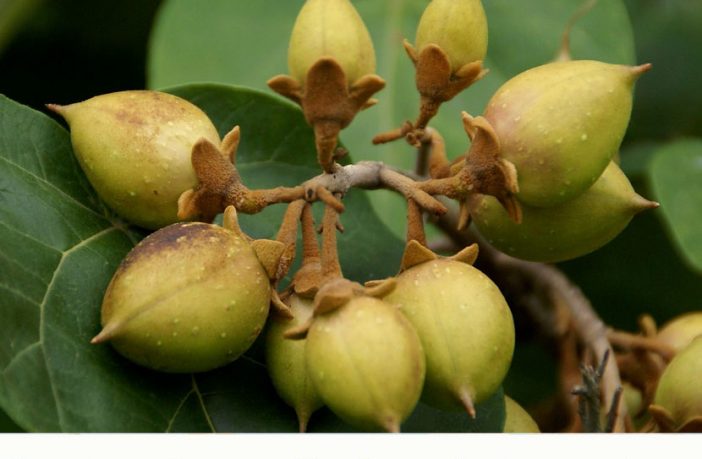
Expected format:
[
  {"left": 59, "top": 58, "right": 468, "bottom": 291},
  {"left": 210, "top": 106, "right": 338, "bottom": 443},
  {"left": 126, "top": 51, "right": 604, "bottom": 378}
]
[
  {"left": 305, "top": 296, "right": 425, "bottom": 432},
  {"left": 265, "top": 294, "right": 324, "bottom": 429},
  {"left": 472, "top": 162, "right": 651, "bottom": 263},
  {"left": 654, "top": 337, "right": 702, "bottom": 429},
  {"left": 503, "top": 396, "right": 539, "bottom": 433},
  {"left": 484, "top": 60, "right": 642, "bottom": 207},
  {"left": 415, "top": 0, "right": 488, "bottom": 72},
  {"left": 100, "top": 222, "right": 271, "bottom": 373},
  {"left": 657, "top": 312, "right": 702, "bottom": 353},
  {"left": 384, "top": 259, "right": 515, "bottom": 412},
  {"left": 288, "top": 0, "right": 375, "bottom": 85},
  {"left": 55, "top": 90, "right": 220, "bottom": 229}
]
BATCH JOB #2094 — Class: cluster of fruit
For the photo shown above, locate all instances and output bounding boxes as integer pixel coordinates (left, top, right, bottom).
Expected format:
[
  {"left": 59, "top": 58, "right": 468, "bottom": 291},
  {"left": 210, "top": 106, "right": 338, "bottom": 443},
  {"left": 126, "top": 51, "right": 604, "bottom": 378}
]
[{"left": 46, "top": 0, "right": 668, "bottom": 433}]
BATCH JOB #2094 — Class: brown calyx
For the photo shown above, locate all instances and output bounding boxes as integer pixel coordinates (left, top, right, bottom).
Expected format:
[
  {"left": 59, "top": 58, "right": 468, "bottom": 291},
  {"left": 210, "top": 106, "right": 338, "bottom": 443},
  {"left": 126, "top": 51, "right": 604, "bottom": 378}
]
[
  {"left": 373, "top": 41, "right": 487, "bottom": 146},
  {"left": 268, "top": 57, "right": 385, "bottom": 173}
]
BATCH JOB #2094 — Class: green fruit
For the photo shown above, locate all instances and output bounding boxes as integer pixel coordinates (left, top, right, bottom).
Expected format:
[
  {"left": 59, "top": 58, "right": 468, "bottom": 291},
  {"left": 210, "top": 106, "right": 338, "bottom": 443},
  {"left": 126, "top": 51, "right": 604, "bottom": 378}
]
[
  {"left": 265, "top": 294, "right": 324, "bottom": 432},
  {"left": 415, "top": 0, "right": 488, "bottom": 72},
  {"left": 50, "top": 90, "right": 221, "bottom": 229},
  {"left": 305, "top": 296, "right": 425, "bottom": 432},
  {"left": 93, "top": 222, "right": 271, "bottom": 373},
  {"left": 288, "top": 0, "right": 375, "bottom": 85},
  {"left": 503, "top": 396, "right": 539, "bottom": 433},
  {"left": 654, "top": 337, "right": 702, "bottom": 430},
  {"left": 657, "top": 312, "right": 702, "bottom": 353},
  {"left": 472, "top": 162, "right": 657, "bottom": 263},
  {"left": 484, "top": 60, "right": 648, "bottom": 207},
  {"left": 384, "top": 259, "right": 515, "bottom": 414}
]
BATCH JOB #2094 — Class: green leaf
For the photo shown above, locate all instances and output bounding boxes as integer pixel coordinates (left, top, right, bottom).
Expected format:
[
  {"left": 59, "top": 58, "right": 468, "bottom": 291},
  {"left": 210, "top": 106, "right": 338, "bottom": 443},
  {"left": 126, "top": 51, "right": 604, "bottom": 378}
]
[
  {"left": 0, "top": 0, "right": 43, "bottom": 54},
  {"left": 647, "top": 139, "right": 702, "bottom": 274},
  {"left": 0, "top": 405, "right": 22, "bottom": 432},
  {"left": 624, "top": 0, "right": 702, "bottom": 141},
  {"left": 148, "top": 0, "right": 635, "bottom": 237}
]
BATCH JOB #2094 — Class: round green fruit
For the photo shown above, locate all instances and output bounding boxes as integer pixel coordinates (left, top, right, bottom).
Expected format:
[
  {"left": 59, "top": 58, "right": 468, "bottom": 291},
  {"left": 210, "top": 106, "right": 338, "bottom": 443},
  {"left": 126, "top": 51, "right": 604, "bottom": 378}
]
[
  {"left": 653, "top": 337, "right": 702, "bottom": 430},
  {"left": 384, "top": 259, "right": 515, "bottom": 415},
  {"left": 50, "top": 90, "right": 220, "bottom": 229},
  {"left": 93, "top": 222, "right": 271, "bottom": 373},
  {"left": 305, "top": 296, "right": 425, "bottom": 432},
  {"left": 484, "top": 60, "right": 649, "bottom": 207},
  {"left": 265, "top": 294, "right": 324, "bottom": 432},
  {"left": 415, "top": 0, "right": 488, "bottom": 72},
  {"left": 471, "top": 162, "right": 657, "bottom": 263},
  {"left": 288, "top": 0, "right": 375, "bottom": 85},
  {"left": 503, "top": 396, "right": 539, "bottom": 433}
]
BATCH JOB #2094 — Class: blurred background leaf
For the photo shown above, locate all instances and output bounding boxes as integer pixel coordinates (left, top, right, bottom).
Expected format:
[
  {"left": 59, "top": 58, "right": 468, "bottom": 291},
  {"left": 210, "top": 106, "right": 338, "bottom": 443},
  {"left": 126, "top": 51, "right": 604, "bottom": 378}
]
[{"left": 647, "top": 139, "right": 702, "bottom": 274}]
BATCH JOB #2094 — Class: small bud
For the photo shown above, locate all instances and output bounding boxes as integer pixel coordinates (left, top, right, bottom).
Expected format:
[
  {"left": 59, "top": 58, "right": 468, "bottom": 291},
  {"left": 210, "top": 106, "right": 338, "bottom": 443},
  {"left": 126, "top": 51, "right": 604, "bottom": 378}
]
[
  {"left": 288, "top": 0, "right": 376, "bottom": 86},
  {"left": 49, "top": 91, "right": 221, "bottom": 229},
  {"left": 471, "top": 162, "right": 659, "bottom": 263},
  {"left": 415, "top": 0, "right": 488, "bottom": 73}
]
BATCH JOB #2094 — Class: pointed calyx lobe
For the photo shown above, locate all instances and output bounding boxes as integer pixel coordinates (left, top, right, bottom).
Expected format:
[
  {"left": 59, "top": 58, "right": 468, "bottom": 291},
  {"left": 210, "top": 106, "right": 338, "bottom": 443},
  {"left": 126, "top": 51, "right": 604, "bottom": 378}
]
[
  {"left": 268, "top": 59, "right": 385, "bottom": 173},
  {"left": 419, "top": 113, "right": 522, "bottom": 226}
]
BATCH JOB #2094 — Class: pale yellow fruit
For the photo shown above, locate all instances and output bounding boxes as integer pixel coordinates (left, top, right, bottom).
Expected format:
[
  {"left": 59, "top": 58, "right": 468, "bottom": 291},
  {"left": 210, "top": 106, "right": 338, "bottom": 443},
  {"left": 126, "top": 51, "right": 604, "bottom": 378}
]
[
  {"left": 265, "top": 294, "right": 324, "bottom": 432},
  {"left": 503, "top": 396, "right": 539, "bottom": 433},
  {"left": 472, "top": 162, "right": 656, "bottom": 263},
  {"left": 305, "top": 296, "right": 425, "bottom": 432},
  {"left": 384, "top": 259, "right": 515, "bottom": 413},
  {"left": 654, "top": 337, "right": 702, "bottom": 430},
  {"left": 657, "top": 312, "right": 702, "bottom": 353},
  {"left": 484, "top": 61, "right": 647, "bottom": 207},
  {"left": 52, "top": 90, "right": 220, "bottom": 229},
  {"left": 96, "top": 222, "right": 271, "bottom": 373}
]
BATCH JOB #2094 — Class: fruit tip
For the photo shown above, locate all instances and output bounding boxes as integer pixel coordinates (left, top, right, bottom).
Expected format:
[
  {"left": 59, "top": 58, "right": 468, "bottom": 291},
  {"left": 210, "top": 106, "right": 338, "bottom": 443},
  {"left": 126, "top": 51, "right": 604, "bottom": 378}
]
[
  {"left": 459, "top": 388, "right": 477, "bottom": 419},
  {"left": 632, "top": 194, "right": 659, "bottom": 213},
  {"left": 296, "top": 409, "right": 311, "bottom": 433},
  {"left": 383, "top": 417, "right": 400, "bottom": 433},
  {"left": 90, "top": 321, "right": 121, "bottom": 344},
  {"left": 45, "top": 103, "right": 64, "bottom": 115},
  {"left": 629, "top": 63, "right": 653, "bottom": 82}
]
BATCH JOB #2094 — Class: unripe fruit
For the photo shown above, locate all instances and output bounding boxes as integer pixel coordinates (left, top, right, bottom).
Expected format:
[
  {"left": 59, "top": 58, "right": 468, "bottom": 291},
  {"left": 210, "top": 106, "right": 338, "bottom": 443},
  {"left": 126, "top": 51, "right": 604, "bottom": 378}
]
[
  {"left": 265, "top": 294, "right": 324, "bottom": 432},
  {"left": 484, "top": 60, "right": 648, "bottom": 207},
  {"left": 384, "top": 259, "right": 515, "bottom": 414},
  {"left": 305, "top": 296, "right": 425, "bottom": 432},
  {"left": 657, "top": 312, "right": 702, "bottom": 353},
  {"left": 93, "top": 222, "right": 271, "bottom": 373},
  {"left": 415, "top": 0, "right": 488, "bottom": 72},
  {"left": 653, "top": 337, "right": 702, "bottom": 430},
  {"left": 288, "top": 0, "right": 375, "bottom": 85},
  {"left": 49, "top": 91, "right": 221, "bottom": 229},
  {"left": 503, "top": 396, "right": 539, "bottom": 433},
  {"left": 472, "top": 162, "right": 657, "bottom": 263}
]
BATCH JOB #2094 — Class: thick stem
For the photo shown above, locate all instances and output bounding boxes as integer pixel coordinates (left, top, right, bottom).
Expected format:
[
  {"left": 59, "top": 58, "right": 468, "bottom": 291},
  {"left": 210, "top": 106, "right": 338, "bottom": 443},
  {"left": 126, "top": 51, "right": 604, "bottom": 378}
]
[
  {"left": 320, "top": 200, "right": 342, "bottom": 281},
  {"left": 406, "top": 199, "right": 427, "bottom": 246}
]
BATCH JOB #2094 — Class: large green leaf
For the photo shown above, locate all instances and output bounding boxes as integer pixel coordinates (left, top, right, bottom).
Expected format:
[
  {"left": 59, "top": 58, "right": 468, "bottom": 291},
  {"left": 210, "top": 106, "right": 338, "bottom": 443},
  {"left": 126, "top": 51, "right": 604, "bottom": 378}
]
[
  {"left": 624, "top": 0, "right": 702, "bottom": 141},
  {"left": 647, "top": 139, "right": 702, "bottom": 274},
  {"left": 148, "top": 0, "right": 635, "bottom": 236},
  {"left": 0, "top": 86, "right": 504, "bottom": 432}
]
